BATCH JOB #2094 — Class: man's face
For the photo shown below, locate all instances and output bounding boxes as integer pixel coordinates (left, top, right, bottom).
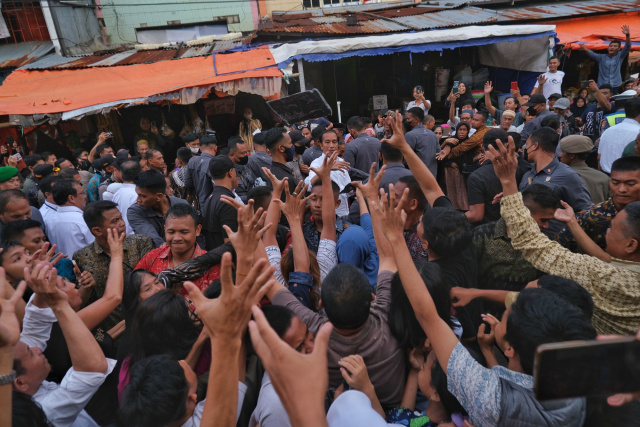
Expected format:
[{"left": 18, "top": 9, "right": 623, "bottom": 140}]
[
  {"left": 321, "top": 132, "right": 339, "bottom": 156},
  {"left": 165, "top": 177, "right": 173, "bottom": 196},
  {"left": 608, "top": 42, "right": 621, "bottom": 56},
  {"left": 471, "top": 114, "right": 484, "bottom": 130},
  {"left": 404, "top": 112, "right": 419, "bottom": 129},
  {"left": 101, "top": 147, "right": 115, "bottom": 157},
  {"left": 29, "top": 160, "right": 44, "bottom": 174},
  {"left": 301, "top": 127, "right": 312, "bottom": 139},
  {"left": 98, "top": 208, "right": 127, "bottom": 237},
  {"left": 230, "top": 143, "right": 249, "bottom": 164},
  {"left": 78, "top": 151, "right": 89, "bottom": 161},
  {"left": 610, "top": 170, "right": 640, "bottom": 209},
  {"left": 522, "top": 94, "right": 531, "bottom": 104},
  {"left": 139, "top": 273, "right": 164, "bottom": 302},
  {"left": 70, "top": 183, "right": 86, "bottom": 210},
  {"left": 504, "top": 97, "right": 517, "bottom": 111},
  {"left": 425, "top": 119, "right": 435, "bottom": 130},
  {"left": 186, "top": 139, "right": 200, "bottom": 151},
  {"left": 605, "top": 211, "right": 635, "bottom": 259},
  {"left": 0, "top": 176, "right": 21, "bottom": 191},
  {"left": 338, "top": 143, "right": 345, "bottom": 158},
  {"left": 283, "top": 316, "right": 315, "bottom": 354},
  {"left": 601, "top": 89, "right": 612, "bottom": 100},
  {"left": 558, "top": 150, "right": 574, "bottom": 166},
  {"left": 138, "top": 144, "right": 150, "bottom": 157},
  {"left": 548, "top": 58, "right": 560, "bottom": 72},
  {"left": 2, "top": 245, "right": 32, "bottom": 283},
  {"left": 309, "top": 185, "right": 324, "bottom": 218},
  {"left": 135, "top": 187, "right": 159, "bottom": 210},
  {"left": 165, "top": 215, "right": 200, "bottom": 257},
  {"left": 149, "top": 152, "right": 166, "bottom": 171},
  {"left": 13, "top": 341, "right": 51, "bottom": 394},
  {"left": 548, "top": 99, "right": 557, "bottom": 110},
  {"left": 19, "top": 227, "right": 46, "bottom": 255},
  {"left": 553, "top": 107, "right": 567, "bottom": 117},
  {"left": 527, "top": 205, "right": 557, "bottom": 231},
  {"left": 140, "top": 118, "right": 151, "bottom": 131},
  {"left": 500, "top": 115, "right": 515, "bottom": 129},
  {"left": 58, "top": 160, "right": 74, "bottom": 170},
  {"left": 45, "top": 155, "right": 57, "bottom": 166},
  {"left": 0, "top": 198, "right": 31, "bottom": 224},
  {"left": 460, "top": 113, "right": 472, "bottom": 124}
]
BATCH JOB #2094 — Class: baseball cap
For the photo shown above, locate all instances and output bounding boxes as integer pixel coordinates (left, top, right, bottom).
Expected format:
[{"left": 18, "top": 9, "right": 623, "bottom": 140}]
[
  {"left": 289, "top": 129, "right": 311, "bottom": 146},
  {"left": 208, "top": 155, "right": 235, "bottom": 179},
  {"left": 559, "top": 135, "right": 593, "bottom": 154},
  {"left": 523, "top": 94, "right": 547, "bottom": 106},
  {"left": 548, "top": 93, "right": 562, "bottom": 100},
  {"left": 33, "top": 164, "right": 56, "bottom": 179},
  {"left": 92, "top": 154, "right": 116, "bottom": 172},
  {"left": 553, "top": 98, "right": 571, "bottom": 110}
]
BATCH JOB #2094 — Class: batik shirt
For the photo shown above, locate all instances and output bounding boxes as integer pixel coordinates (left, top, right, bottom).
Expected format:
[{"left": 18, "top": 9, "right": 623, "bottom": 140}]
[{"left": 555, "top": 197, "right": 617, "bottom": 251}]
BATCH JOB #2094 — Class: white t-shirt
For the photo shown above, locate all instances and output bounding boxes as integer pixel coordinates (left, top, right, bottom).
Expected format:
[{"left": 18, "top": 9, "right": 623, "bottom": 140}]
[{"left": 534, "top": 70, "right": 565, "bottom": 101}]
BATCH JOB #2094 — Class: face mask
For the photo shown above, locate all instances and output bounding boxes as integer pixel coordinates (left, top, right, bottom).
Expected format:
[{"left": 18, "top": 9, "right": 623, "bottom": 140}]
[
  {"left": 237, "top": 155, "right": 249, "bottom": 165},
  {"left": 78, "top": 159, "right": 91, "bottom": 171},
  {"left": 284, "top": 146, "right": 295, "bottom": 162},
  {"left": 189, "top": 147, "right": 199, "bottom": 154},
  {"left": 295, "top": 144, "right": 306, "bottom": 155},
  {"left": 245, "top": 114, "right": 252, "bottom": 120}
]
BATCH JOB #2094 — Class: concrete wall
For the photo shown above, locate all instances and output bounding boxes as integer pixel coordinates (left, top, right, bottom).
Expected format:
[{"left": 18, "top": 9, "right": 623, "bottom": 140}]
[{"left": 100, "top": 0, "right": 256, "bottom": 45}]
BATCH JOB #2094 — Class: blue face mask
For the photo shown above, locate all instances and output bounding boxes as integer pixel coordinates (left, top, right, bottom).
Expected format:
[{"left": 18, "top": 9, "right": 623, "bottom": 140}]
[{"left": 284, "top": 145, "right": 295, "bottom": 162}]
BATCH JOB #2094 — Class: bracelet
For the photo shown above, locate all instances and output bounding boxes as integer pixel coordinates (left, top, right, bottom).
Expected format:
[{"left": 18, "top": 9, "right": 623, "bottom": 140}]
[{"left": 0, "top": 370, "right": 16, "bottom": 386}]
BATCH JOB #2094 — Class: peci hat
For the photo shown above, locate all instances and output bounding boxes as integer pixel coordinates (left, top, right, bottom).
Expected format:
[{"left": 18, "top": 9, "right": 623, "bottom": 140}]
[
  {"left": 0, "top": 166, "right": 18, "bottom": 183},
  {"left": 33, "top": 164, "right": 56, "bottom": 179},
  {"left": 92, "top": 154, "right": 116, "bottom": 172},
  {"left": 289, "top": 129, "right": 311, "bottom": 146},
  {"left": 559, "top": 135, "right": 594, "bottom": 154},
  {"left": 553, "top": 98, "right": 571, "bottom": 110},
  {"left": 523, "top": 94, "right": 547, "bottom": 106},
  {"left": 208, "top": 155, "right": 235, "bottom": 179},
  {"left": 548, "top": 93, "right": 562, "bottom": 100},
  {"left": 502, "top": 110, "right": 516, "bottom": 118}
]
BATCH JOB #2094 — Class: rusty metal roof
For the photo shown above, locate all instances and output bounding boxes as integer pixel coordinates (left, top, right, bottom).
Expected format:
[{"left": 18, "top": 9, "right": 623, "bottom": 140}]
[
  {"left": 20, "top": 36, "right": 251, "bottom": 70},
  {"left": 260, "top": 0, "right": 640, "bottom": 35},
  {"left": 0, "top": 41, "right": 54, "bottom": 69}
]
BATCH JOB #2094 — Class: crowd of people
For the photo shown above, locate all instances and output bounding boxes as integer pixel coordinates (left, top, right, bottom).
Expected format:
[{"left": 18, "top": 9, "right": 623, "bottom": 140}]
[{"left": 1, "top": 26, "right": 640, "bottom": 427}]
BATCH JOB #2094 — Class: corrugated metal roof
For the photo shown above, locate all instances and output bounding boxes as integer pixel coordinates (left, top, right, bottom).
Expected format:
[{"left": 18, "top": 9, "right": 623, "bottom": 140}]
[
  {"left": 19, "top": 36, "right": 250, "bottom": 70},
  {"left": 0, "top": 41, "right": 54, "bottom": 69},
  {"left": 260, "top": 0, "right": 640, "bottom": 35}
]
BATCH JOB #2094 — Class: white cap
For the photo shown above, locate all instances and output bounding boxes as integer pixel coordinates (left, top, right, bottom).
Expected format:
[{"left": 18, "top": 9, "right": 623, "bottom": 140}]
[{"left": 612, "top": 89, "right": 638, "bottom": 100}]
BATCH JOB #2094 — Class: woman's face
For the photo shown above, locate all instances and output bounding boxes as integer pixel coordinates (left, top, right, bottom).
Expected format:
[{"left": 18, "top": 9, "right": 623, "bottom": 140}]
[
  {"left": 457, "top": 126, "right": 469, "bottom": 140},
  {"left": 434, "top": 127, "right": 443, "bottom": 138},
  {"left": 138, "top": 273, "right": 164, "bottom": 302},
  {"left": 140, "top": 118, "right": 150, "bottom": 131},
  {"left": 576, "top": 98, "right": 585, "bottom": 108},
  {"left": 579, "top": 89, "right": 588, "bottom": 99},
  {"left": 417, "top": 351, "right": 439, "bottom": 401},
  {"left": 458, "top": 82, "right": 466, "bottom": 94}
]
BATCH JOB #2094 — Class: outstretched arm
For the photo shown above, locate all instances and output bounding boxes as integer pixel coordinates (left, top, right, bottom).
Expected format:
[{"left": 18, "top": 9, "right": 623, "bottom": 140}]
[
  {"left": 484, "top": 82, "right": 496, "bottom": 117},
  {"left": 554, "top": 201, "right": 611, "bottom": 263}
]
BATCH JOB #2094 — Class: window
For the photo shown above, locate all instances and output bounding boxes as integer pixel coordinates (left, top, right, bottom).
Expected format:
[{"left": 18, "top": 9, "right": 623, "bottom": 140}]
[{"left": 0, "top": 1, "right": 50, "bottom": 44}]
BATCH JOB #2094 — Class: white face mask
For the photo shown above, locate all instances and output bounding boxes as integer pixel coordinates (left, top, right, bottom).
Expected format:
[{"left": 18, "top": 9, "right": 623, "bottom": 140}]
[
  {"left": 245, "top": 114, "right": 252, "bottom": 120},
  {"left": 189, "top": 147, "right": 199, "bottom": 154}
]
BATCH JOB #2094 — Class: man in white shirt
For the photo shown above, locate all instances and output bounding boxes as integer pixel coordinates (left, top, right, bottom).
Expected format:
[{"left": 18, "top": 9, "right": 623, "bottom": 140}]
[
  {"left": 112, "top": 159, "right": 142, "bottom": 234},
  {"left": 598, "top": 97, "right": 640, "bottom": 173},
  {"left": 533, "top": 56, "right": 564, "bottom": 102},
  {"left": 304, "top": 129, "right": 351, "bottom": 217},
  {"left": 14, "top": 263, "right": 114, "bottom": 427},
  {"left": 38, "top": 175, "right": 59, "bottom": 225},
  {"left": 47, "top": 178, "right": 94, "bottom": 257}
]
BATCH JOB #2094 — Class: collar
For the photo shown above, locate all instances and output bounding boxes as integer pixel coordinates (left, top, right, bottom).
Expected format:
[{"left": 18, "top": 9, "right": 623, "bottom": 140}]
[
  {"left": 493, "top": 218, "right": 509, "bottom": 240},
  {"left": 492, "top": 366, "right": 534, "bottom": 389},
  {"left": 121, "top": 183, "right": 136, "bottom": 188},
  {"left": 385, "top": 162, "right": 405, "bottom": 169},
  {"left": 610, "top": 258, "right": 640, "bottom": 274},
  {"left": 43, "top": 201, "right": 58, "bottom": 210},
  {"left": 534, "top": 157, "right": 560, "bottom": 176},
  {"left": 622, "top": 118, "right": 640, "bottom": 126},
  {"left": 253, "top": 150, "right": 270, "bottom": 158},
  {"left": 157, "top": 244, "right": 204, "bottom": 260},
  {"left": 355, "top": 132, "right": 370, "bottom": 140},
  {"left": 57, "top": 205, "right": 83, "bottom": 214},
  {"left": 272, "top": 161, "right": 293, "bottom": 173}
]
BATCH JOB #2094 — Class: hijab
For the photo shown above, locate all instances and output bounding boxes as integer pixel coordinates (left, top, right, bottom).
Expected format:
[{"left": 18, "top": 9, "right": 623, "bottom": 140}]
[
  {"left": 455, "top": 122, "right": 471, "bottom": 142},
  {"left": 570, "top": 97, "right": 588, "bottom": 118}
]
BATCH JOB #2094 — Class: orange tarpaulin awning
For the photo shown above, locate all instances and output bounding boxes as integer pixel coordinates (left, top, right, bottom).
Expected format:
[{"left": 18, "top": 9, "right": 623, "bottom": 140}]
[
  {"left": 551, "top": 12, "right": 640, "bottom": 50},
  {"left": 0, "top": 46, "right": 281, "bottom": 116}
]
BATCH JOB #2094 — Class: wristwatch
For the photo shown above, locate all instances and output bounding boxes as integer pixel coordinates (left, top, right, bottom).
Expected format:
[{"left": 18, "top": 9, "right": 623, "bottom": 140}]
[{"left": 0, "top": 370, "right": 16, "bottom": 386}]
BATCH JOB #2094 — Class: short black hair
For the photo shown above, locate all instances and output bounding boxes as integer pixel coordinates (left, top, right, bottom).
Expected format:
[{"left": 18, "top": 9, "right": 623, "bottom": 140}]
[
  {"left": 529, "top": 127, "right": 559, "bottom": 153},
  {"left": 95, "top": 144, "right": 112, "bottom": 157},
  {"left": 72, "top": 148, "right": 87, "bottom": 160},
  {"left": 407, "top": 107, "right": 425, "bottom": 121},
  {"left": 260, "top": 305, "right": 296, "bottom": 339},
  {"left": 347, "top": 116, "right": 365, "bottom": 132},
  {"left": 599, "top": 84, "right": 613, "bottom": 91},
  {"left": 625, "top": 97, "right": 640, "bottom": 119},
  {"left": 247, "top": 186, "right": 273, "bottom": 212},
  {"left": 506, "top": 288, "right": 596, "bottom": 375},
  {"left": 475, "top": 110, "right": 489, "bottom": 122},
  {"left": 537, "top": 275, "right": 594, "bottom": 320},
  {"left": 320, "top": 263, "right": 372, "bottom": 329},
  {"left": 609, "top": 39, "right": 622, "bottom": 47},
  {"left": 252, "top": 132, "right": 266, "bottom": 146},
  {"left": 165, "top": 203, "right": 201, "bottom": 227},
  {"left": 421, "top": 208, "right": 473, "bottom": 258},
  {"left": 380, "top": 143, "right": 403, "bottom": 163},
  {"left": 12, "top": 390, "right": 51, "bottom": 427},
  {"left": 144, "top": 149, "right": 161, "bottom": 161},
  {"left": 264, "top": 127, "right": 288, "bottom": 152},
  {"left": 508, "top": 132, "right": 523, "bottom": 149},
  {"left": 52, "top": 178, "right": 80, "bottom": 206},
  {"left": 83, "top": 200, "right": 119, "bottom": 231},
  {"left": 540, "top": 114, "right": 561, "bottom": 133},
  {"left": 398, "top": 175, "right": 427, "bottom": 213},
  {"left": 121, "top": 159, "right": 142, "bottom": 183},
  {"left": 134, "top": 170, "right": 166, "bottom": 194},
  {"left": 311, "top": 125, "right": 327, "bottom": 142},
  {"left": 176, "top": 147, "right": 192, "bottom": 165},
  {"left": 227, "top": 136, "right": 246, "bottom": 154},
  {"left": 39, "top": 175, "right": 60, "bottom": 195},
  {"left": 58, "top": 168, "right": 79, "bottom": 180},
  {"left": 311, "top": 179, "right": 340, "bottom": 201},
  {"left": 25, "top": 154, "right": 43, "bottom": 169},
  {"left": 200, "top": 134, "right": 217, "bottom": 148},
  {"left": 522, "top": 184, "right": 561, "bottom": 211},
  {"left": 40, "top": 151, "right": 55, "bottom": 162},
  {"left": 319, "top": 129, "right": 338, "bottom": 143},
  {"left": 612, "top": 156, "right": 640, "bottom": 173},
  {"left": 3, "top": 219, "right": 43, "bottom": 243},
  {"left": 482, "top": 128, "right": 509, "bottom": 151},
  {"left": 118, "top": 354, "right": 189, "bottom": 427},
  {"left": 54, "top": 158, "right": 70, "bottom": 168},
  {"left": 0, "top": 190, "right": 27, "bottom": 214},
  {"left": 549, "top": 55, "right": 559, "bottom": 62},
  {"left": 623, "top": 201, "right": 640, "bottom": 241}
]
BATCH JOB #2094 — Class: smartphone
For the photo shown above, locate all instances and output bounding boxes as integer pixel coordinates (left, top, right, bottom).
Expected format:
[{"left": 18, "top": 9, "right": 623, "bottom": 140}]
[
  {"left": 511, "top": 82, "right": 518, "bottom": 91},
  {"left": 581, "top": 80, "right": 590, "bottom": 88},
  {"left": 534, "top": 337, "right": 640, "bottom": 401},
  {"left": 452, "top": 81, "right": 460, "bottom": 94}
]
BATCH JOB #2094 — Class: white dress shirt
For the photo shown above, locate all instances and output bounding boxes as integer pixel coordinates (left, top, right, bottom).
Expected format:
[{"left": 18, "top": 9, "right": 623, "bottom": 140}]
[
  {"left": 102, "top": 182, "right": 123, "bottom": 201},
  {"left": 112, "top": 183, "right": 138, "bottom": 234},
  {"left": 598, "top": 118, "right": 640, "bottom": 173},
  {"left": 20, "top": 296, "right": 116, "bottom": 427},
  {"left": 305, "top": 153, "right": 351, "bottom": 217},
  {"left": 39, "top": 201, "right": 58, "bottom": 229},
  {"left": 46, "top": 205, "right": 95, "bottom": 257}
]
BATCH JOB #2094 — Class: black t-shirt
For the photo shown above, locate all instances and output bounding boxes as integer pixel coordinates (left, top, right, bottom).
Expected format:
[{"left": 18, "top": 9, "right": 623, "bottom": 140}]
[
  {"left": 269, "top": 161, "right": 298, "bottom": 201},
  {"left": 203, "top": 186, "right": 238, "bottom": 250}
]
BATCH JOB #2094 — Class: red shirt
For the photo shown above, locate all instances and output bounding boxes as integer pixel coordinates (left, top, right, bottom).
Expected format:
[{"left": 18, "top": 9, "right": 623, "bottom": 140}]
[{"left": 135, "top": 244, "right": 220, "bottom": 310}]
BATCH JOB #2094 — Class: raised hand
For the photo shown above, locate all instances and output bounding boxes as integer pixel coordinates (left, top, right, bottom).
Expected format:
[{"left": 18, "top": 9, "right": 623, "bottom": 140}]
[
  {"left": 310, "top": 151, "right": 339, "bottom": 179},
  {"left": 249, "top": 306, "right": 333, "bottom": 427},
  {"left": 484, "top": 139, "right": 517, "bottom": 187},
  {"left": 369, "top": 184, "right": 409, "bottom": 244},
  {"left": 382, "top": 110, "right": 410, "bottom": 150},
  {"left": 351, "top": 162, "right": 386, "bottom": 201},
  {"left": 435, "top": 145, "right": 451, "bottom": 161},
  {"left": 537, "top": 74, "right": 548, "bottom": 86},
  {"left": 554, "top": 200, "right": 576, "bottom": 224},
  {"left": 222, "top": 200, "right": 271, "bottom": 258},
  {"left": 0, "top": 268, "right": 26, "bottom": 348},
  {"left": 24, "top": 263, "right": 67, "bottom": 308},
  {"left": 185, "top": 254, "right": 274, "bottom": 341},
  {"left": 32, "top": 242, "right": 66, "bottom": 267},
  {"left": 97, "top": 132, "right": 110, "bottom": 144},
  {"left": 622, "top": 25, "right": 630, "bottom": 36},
  {"left": 484, "top": 81, "right": 493, "bottom": 95},
  {"left": 262, "top": 167, "right": 286, "bottom": 197},
  {"left": 275, "top": 180, "right": 310, "bottom": 223},
  {"left": 478, "top": 314, "right": 499, "bottom": 350},
  {"left": 106, "top": 227, "right": 125, "bottom": 258}
]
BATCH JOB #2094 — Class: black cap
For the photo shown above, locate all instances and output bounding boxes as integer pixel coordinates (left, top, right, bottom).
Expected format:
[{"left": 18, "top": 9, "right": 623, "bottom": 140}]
[
  {"left": 33, "top": 164, "right": 55, "bottom": 179},
  {"left": 92, "top": 154, "right": 116, "bottom": 172},
  {"left": 523, "top": 94, "right": 547, "bottom": 106},
  {"left": 208, "top": 155, "right": 235, "bottom": 179},
  {"left": 548, "top": 93, "right": 562, "bottom": 100},
  {"left": 289, "top": 129, "right": 311, "bottom": 145}
]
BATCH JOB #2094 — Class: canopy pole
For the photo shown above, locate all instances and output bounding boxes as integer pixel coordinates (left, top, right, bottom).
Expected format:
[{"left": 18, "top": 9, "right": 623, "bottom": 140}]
[{"left": 297, "top": 59, "right": 306, "bottom": 92}]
